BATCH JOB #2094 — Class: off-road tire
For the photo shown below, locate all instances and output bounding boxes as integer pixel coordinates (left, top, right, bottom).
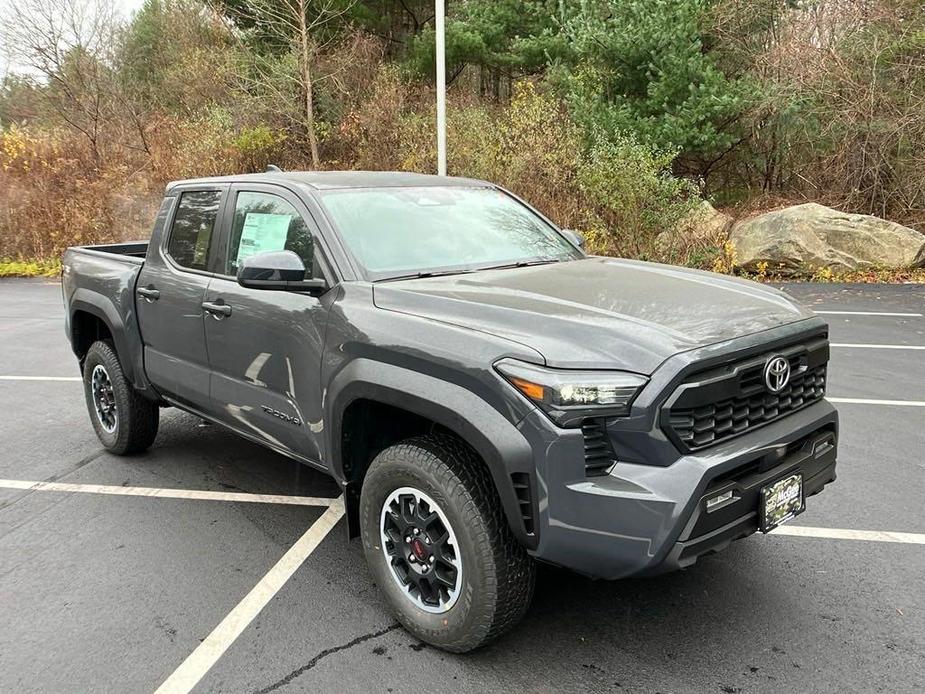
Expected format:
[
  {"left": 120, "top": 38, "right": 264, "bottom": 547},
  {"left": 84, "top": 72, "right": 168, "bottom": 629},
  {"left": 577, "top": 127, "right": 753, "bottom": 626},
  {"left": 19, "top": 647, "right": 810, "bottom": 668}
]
[
  {"left": 82, "top": 340, "right": 159, "bottom": 455},
  {"left": 360, "top": 434, "right": 535, "bottom": 652}
]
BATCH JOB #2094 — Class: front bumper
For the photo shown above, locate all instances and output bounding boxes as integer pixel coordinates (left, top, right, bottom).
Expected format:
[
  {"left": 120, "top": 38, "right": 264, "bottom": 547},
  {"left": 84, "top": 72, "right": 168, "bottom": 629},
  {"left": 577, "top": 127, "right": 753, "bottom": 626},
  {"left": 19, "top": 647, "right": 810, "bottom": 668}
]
[{"left": 521, "top": 398, "right": 838, "bottom": 579}]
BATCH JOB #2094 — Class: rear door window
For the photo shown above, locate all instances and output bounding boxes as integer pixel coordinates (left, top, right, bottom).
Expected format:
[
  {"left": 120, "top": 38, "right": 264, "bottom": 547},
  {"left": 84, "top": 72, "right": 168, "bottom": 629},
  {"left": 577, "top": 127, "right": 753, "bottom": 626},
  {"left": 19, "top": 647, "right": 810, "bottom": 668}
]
[{"left": 166, "top": 190, "right": 223, "bottom": 271}]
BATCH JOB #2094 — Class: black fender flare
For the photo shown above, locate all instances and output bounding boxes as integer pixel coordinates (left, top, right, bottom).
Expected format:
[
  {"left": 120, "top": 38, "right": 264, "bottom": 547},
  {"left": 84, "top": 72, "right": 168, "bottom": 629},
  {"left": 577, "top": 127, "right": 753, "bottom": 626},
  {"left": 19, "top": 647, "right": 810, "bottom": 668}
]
[
  {"left": 69, "top": 289, "right": 150, "bottom": 392},
  {"left": 327, "top": 358, "right": 538, "bottom": 550}
]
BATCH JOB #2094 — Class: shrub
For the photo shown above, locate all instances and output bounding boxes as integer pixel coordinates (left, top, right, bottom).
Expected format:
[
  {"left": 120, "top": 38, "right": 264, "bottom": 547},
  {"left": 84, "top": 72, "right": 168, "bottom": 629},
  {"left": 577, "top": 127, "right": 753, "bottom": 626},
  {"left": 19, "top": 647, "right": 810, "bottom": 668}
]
[
  {"left": 233, "top": 125, "right": 287, "bottom": 172},
  {"left": 0, "top": 259, "right": 61, "bottom": 277},
  {"left": 384, "top": 81, "right": 588, "bottom": 228},
  {"left": 334, "top": 65, "right": 413, "bottom": 170},
  {"left": 0, "top": 126, "right": 124, "bottom": 260},
  {"left": 577, "top": 131, "right": 702, "bottom": 260},
  {"left": 335, "top": 77, "right": 706, "bottom": 265},
  {"left": 0, "top": 114, "right": 290, "bottom": 263}
]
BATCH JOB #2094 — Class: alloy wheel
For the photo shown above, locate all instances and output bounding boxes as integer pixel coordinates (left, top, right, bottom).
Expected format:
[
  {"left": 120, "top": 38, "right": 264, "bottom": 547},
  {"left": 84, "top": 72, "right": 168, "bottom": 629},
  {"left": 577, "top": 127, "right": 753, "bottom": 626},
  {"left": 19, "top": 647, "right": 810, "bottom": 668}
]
[
  {"left": 380, "top": 487, "right": 462, "bottom": 613},
  {"left": 91, "top": 364, "right": 118, "bottom": 433}
]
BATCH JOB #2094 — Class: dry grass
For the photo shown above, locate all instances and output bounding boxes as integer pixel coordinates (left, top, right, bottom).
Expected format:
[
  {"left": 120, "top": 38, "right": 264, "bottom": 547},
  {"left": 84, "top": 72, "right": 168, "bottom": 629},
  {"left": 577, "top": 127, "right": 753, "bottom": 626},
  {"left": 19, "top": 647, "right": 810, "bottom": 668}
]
[{"left": 742, "top": 263, "right": 925, "bottom": 284}]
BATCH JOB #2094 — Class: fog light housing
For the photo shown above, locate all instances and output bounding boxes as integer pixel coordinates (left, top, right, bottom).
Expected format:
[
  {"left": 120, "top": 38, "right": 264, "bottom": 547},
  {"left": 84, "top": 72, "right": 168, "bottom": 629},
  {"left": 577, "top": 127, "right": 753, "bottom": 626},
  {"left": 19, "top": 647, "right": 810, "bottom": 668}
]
[{"left": 705, "top": 490, "right": 734, "bottom": 512}]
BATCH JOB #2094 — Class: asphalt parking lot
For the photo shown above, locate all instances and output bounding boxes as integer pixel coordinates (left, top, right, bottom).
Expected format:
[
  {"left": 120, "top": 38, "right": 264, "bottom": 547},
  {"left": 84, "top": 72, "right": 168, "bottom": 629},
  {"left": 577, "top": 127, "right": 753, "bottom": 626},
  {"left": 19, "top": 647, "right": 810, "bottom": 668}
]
[{"left": 1, "top": 278, "right": 922, "bottom": 694}]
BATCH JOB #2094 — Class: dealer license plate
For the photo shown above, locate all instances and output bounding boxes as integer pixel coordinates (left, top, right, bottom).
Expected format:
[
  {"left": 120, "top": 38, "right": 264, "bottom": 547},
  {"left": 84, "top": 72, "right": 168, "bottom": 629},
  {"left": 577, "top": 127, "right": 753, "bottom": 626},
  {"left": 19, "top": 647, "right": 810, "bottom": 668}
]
[{"left": 760, "top": 473, "right": 804, "bottom": 533}]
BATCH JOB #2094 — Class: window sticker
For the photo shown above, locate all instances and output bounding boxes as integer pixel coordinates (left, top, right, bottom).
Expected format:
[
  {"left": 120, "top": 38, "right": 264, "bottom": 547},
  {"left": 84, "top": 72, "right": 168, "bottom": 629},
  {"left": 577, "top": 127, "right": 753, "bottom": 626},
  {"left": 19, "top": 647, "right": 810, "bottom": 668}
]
[
  {"left": 193, "top": 224, "right": 212, "bottom": 267},
  {"left": 236, "top": 212, "right": 291, "bottom": 264}
]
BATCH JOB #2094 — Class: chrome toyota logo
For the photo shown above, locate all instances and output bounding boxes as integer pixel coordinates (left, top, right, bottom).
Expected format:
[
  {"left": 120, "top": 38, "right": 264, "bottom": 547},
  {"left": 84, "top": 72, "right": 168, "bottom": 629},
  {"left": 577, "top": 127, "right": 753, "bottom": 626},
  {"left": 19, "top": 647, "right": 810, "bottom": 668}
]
[{"left": 763, "top": 355, "right": 791, "bottom": 393}]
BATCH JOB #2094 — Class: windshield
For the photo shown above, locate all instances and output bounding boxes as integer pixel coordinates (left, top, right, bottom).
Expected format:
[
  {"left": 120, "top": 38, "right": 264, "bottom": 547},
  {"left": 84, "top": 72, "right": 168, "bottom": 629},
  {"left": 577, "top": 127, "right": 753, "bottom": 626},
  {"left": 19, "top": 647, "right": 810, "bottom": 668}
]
[{"left": 317, "top": 186, "right": 582, "bottom": 279}]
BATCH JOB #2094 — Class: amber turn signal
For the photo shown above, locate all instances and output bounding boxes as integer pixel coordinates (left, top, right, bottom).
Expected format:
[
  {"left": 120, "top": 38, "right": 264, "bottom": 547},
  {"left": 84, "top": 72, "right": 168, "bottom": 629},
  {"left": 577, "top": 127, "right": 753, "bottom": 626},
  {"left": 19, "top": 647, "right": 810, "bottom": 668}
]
[{"left": 511, "top": 377, "right": 545, "bottom": 401}]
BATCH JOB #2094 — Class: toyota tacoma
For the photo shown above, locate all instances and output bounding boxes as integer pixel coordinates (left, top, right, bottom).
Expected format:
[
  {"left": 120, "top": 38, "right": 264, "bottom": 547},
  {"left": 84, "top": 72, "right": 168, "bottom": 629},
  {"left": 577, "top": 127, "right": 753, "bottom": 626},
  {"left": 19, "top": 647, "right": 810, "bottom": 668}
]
[{"left": 62, "top": 171, "right": 838, "bottom": 652}]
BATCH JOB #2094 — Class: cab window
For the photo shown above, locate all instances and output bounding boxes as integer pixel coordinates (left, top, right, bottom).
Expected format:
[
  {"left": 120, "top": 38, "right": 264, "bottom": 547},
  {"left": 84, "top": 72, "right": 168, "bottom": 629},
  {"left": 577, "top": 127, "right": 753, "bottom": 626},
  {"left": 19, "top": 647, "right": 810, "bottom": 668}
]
[
  {"left": 226, "top": 191, "right": 320, "bottom": 277},
  {"left": 166, "top": 190, "right": 222, "bottom": 271}
]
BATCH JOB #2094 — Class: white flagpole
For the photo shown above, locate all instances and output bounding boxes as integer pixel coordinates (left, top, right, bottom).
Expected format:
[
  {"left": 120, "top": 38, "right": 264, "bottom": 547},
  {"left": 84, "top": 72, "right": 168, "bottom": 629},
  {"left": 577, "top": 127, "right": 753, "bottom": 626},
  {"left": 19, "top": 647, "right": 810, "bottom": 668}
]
[{"left": 435, "top": 0, "right": 447, "bottom": 176}]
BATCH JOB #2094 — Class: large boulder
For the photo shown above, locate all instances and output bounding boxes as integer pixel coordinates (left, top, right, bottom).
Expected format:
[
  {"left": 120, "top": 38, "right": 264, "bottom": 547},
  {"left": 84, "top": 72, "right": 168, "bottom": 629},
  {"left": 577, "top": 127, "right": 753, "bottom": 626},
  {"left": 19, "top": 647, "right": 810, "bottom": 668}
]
[{"left": 730, "top": 203, "right": 925, "bottom": 274}]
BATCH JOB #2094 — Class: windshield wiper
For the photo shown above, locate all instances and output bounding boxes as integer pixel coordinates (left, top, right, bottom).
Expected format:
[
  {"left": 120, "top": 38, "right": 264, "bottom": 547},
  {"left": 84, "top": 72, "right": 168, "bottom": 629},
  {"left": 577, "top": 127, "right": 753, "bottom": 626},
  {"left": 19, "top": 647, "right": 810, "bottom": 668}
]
[
  {"left": 477, "top": 257, "right": 562, "bottom": 272},
  {"left": 378, "top": 268, "right": 475, "bottom": 283},
  {"left": 378, "top": 258, "right": 561, "bottom": 282}
]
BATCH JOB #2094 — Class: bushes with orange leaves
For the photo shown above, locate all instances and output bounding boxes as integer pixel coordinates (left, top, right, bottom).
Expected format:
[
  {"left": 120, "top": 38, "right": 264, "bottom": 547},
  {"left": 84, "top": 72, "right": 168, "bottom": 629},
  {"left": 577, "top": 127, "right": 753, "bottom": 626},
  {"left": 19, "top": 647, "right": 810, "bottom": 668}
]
[{"left": 0, "top": 115, "right": 287, "bottom": 262}]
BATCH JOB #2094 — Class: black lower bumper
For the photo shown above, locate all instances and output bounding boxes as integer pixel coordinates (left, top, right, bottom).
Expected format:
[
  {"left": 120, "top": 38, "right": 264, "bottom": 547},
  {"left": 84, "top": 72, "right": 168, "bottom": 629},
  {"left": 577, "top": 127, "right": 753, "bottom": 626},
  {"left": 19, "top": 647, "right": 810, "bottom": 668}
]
[
  {"left": 655, "top": 428, "right": 837, "bottom": 574},
  {"left": 526, "top": 399, "right": 838, "bottom": 579}
]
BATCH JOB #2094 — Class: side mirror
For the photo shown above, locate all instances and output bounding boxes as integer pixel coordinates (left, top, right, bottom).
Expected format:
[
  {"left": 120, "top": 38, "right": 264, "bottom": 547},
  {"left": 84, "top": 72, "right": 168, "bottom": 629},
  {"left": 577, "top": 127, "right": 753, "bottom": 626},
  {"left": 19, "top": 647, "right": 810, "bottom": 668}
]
[
  {"left": 561, "top": 228, "right": 585, "bottom": 250},
  {"left": 236, "top": 250, "right": 328, "bottom": 294}
]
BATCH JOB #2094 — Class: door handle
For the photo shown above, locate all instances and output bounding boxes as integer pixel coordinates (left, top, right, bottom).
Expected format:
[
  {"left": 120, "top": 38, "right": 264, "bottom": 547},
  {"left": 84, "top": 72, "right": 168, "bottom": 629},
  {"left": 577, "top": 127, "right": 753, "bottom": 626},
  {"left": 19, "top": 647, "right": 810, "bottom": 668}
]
[
  {"left": 137, "top": 286, "right": 160, "bottom": 301},
  {"left": 202, "top": 301, "right": 232, "bottom": 318}
]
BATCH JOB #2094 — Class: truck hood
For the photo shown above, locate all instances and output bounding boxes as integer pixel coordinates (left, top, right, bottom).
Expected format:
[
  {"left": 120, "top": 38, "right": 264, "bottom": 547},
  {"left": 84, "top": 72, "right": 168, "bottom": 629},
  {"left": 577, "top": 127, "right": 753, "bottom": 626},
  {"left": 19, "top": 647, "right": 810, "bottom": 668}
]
[{"left": 372, "top": 257, "right": 815, "bottom": 373}]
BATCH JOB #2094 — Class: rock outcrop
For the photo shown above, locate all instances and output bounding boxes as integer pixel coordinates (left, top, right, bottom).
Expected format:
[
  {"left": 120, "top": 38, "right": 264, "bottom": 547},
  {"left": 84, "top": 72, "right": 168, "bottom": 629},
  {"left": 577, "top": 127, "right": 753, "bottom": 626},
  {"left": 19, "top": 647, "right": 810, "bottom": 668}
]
[{"left": 730, "top": 203, "right": 925, "bottom": 274}]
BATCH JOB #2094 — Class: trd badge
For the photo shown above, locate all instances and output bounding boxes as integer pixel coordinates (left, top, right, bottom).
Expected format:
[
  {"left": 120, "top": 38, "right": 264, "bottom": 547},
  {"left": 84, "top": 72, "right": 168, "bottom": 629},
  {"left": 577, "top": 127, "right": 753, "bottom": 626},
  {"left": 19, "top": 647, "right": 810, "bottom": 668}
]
[{"left": 261, "top": 405, "right": 302, "bottom": 426}]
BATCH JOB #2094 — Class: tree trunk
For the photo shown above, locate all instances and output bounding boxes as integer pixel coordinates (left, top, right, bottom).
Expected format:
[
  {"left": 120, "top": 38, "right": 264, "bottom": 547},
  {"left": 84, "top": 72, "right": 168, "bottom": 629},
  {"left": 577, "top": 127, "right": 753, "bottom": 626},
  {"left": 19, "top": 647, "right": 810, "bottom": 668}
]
[
  {"left": 297, "top": 1, "right": 320, "bottom": 169},
  {"left": 304, "top": 62, "right": 320, "bottom": 169}
]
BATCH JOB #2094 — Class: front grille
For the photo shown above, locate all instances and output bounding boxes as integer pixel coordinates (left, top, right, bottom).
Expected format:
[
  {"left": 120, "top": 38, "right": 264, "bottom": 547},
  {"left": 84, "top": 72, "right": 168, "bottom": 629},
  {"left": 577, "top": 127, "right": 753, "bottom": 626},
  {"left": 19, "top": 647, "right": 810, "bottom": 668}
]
[
  {"left": 665, "top": 337, "right": 828, "bottom": 451},
  {"left": 582, "top": 418, "right": 616, "bottom": 475}
]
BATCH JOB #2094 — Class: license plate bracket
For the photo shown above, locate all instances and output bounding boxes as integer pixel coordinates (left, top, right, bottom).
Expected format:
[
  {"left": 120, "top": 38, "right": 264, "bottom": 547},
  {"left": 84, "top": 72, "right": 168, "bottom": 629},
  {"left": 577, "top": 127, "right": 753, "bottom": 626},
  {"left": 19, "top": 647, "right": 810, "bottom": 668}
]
[{"left": 759, "top": 473, "right": 804, "bottom": 533}]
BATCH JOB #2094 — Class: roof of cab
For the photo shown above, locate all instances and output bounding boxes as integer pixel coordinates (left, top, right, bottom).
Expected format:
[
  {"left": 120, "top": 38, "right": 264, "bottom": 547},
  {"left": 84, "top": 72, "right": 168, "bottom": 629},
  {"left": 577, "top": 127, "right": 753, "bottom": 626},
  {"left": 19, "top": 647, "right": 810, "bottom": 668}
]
[{"left": 165, "top": 170, "right": 492, "bottom": 192}]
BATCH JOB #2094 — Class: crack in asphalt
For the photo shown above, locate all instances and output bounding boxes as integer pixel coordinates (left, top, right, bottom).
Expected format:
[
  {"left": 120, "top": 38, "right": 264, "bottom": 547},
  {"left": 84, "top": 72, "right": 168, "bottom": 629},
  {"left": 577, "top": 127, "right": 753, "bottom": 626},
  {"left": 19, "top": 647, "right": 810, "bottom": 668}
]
[{"left": 253, "top": 623, "right": 401, "bottom": 693}]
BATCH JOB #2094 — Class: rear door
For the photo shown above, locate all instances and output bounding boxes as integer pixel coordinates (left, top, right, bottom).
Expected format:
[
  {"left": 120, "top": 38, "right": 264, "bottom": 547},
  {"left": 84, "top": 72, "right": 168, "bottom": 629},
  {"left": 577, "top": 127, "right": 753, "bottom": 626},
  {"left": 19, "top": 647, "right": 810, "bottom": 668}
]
[
  {"left": 201, "top": 183, "right": 335, "bottom": 463},
  {"left": 136, "top": 186, "right": 227, "bottom": 409}
]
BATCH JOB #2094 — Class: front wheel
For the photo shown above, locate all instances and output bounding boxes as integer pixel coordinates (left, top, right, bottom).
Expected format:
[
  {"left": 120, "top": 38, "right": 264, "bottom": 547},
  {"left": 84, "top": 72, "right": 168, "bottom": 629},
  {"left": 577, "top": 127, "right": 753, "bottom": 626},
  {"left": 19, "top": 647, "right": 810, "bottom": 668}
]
[
  {"left": 360, "top": 435, "right": 535, "bottom": 652},
  {"left": 82, "top": 340, "right": 159, "bottom": 455}
]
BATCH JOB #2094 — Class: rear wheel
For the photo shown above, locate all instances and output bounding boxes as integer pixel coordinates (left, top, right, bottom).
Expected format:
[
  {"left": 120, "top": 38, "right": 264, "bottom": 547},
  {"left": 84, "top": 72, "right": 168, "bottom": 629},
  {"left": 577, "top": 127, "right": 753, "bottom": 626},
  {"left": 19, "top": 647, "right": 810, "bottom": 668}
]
[
  {"left": 82, "top": 341, "right": 159, "bottom": 455},
  {"left": 360, "top": 434, "right": 535, "bottom": 652}
]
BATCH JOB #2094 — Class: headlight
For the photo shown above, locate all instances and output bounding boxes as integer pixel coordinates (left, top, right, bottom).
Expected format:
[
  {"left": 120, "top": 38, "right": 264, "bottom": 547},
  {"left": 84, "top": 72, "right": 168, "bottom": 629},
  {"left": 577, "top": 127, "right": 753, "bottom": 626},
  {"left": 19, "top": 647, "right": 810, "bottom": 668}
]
[{"left": 495, "top": 359, "right": 648, "bottom": 427}]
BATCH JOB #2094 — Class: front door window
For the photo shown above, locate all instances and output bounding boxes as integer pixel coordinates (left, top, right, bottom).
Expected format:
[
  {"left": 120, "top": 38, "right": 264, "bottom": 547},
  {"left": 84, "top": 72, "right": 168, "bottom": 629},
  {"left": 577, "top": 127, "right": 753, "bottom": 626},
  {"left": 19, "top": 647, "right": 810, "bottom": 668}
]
[{"left": 226, "top": 191, "right": 319, "bottom": 278}]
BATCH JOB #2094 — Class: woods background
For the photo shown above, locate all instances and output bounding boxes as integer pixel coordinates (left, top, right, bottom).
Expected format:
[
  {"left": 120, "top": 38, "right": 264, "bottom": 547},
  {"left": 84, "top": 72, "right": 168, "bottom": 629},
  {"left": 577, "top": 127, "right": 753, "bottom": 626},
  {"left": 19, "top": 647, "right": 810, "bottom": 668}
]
[{"left": 1, "top": 0, "right": 923, "bottom": 276}]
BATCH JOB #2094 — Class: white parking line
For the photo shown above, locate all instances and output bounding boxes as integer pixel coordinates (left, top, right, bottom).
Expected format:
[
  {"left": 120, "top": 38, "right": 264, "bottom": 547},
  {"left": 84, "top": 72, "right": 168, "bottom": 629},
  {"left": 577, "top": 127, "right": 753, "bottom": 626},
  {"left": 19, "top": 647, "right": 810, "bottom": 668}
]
[
  {"left": 831, "top": 343, "right": 925, "bottom": 350},
  {"left": 0, "top": 376, "right": 81, "bottom": 381},
  {"left": 828, "top": 397, "right": 925, "bottom": 407},
  {"left": 814, "top": 310, "right": 922, "bottom": 317},
  {"left": 154, "top": 497, "right": 345, "bottom": 694},
  {"left": 772, "top": 525, "right": 925, "bottom": 544},
  {"left": 0, "top": 479, "right": 336, "bottom": 507}
]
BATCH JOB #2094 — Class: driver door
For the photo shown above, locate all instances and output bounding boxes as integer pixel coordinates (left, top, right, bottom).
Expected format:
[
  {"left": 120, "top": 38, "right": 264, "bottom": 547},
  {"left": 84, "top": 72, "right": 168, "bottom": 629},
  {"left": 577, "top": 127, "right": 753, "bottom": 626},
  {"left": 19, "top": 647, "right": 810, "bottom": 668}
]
[{"left": 202, "top": 184, "right": 333, "bottom": 464}]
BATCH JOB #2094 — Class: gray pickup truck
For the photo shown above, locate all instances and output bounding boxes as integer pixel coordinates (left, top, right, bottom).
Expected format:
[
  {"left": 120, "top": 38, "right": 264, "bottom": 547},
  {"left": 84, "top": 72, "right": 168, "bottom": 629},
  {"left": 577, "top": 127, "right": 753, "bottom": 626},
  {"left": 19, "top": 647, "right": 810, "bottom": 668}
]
[{"left": 62, "top": 171, "right": 838, "bottom": 651}]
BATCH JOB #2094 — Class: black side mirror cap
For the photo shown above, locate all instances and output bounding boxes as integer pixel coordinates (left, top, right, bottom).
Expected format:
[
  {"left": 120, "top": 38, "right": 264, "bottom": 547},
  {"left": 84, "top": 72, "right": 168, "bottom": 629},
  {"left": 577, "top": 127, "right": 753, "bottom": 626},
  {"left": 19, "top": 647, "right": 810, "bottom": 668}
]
[
  {"left": 236, "top": 250, "right": 328, "bottom": 295},
  {"left": 561, "top": 228, "right": 585, "bottom": 250},
  {"left": 239, "top": 277, "right": 329, "bottom": 294}
]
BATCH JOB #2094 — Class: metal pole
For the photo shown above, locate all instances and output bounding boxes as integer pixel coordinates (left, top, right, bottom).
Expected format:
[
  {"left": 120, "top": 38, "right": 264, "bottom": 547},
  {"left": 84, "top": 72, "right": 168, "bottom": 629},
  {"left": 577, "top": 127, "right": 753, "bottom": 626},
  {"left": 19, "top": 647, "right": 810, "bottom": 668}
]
[{"left": 435, "top": 0, "right": 447, "bottom": 176}]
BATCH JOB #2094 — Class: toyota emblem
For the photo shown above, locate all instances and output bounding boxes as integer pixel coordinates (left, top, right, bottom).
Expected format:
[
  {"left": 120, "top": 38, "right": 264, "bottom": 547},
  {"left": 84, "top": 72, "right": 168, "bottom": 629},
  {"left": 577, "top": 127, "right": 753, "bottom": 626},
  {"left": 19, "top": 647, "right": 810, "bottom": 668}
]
[{"left": 763, "top": 355, "right": 791, "bottom": 393}]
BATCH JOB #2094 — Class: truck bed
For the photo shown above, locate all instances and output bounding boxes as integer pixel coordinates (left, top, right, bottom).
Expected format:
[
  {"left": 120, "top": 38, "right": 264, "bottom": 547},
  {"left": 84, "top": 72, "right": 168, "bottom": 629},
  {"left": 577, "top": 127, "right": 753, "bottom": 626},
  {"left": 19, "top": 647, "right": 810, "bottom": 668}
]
[
  {"left": 62, "top": 242, "right": 150, "bottom": 391},
  {"left": 68, "top": 241, "right": 149, "bottom": 262}
]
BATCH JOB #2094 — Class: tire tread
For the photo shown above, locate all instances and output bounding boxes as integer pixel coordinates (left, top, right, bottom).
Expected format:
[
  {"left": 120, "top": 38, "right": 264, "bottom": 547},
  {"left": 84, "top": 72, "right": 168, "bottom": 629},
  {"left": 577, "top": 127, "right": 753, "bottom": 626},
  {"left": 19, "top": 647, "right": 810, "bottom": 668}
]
[
  {"left": 83, "top": 340, "right": 159, "bottom": 455},
  {"left": 363, "top": 433, "right": 534, "bottom": 652}
]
